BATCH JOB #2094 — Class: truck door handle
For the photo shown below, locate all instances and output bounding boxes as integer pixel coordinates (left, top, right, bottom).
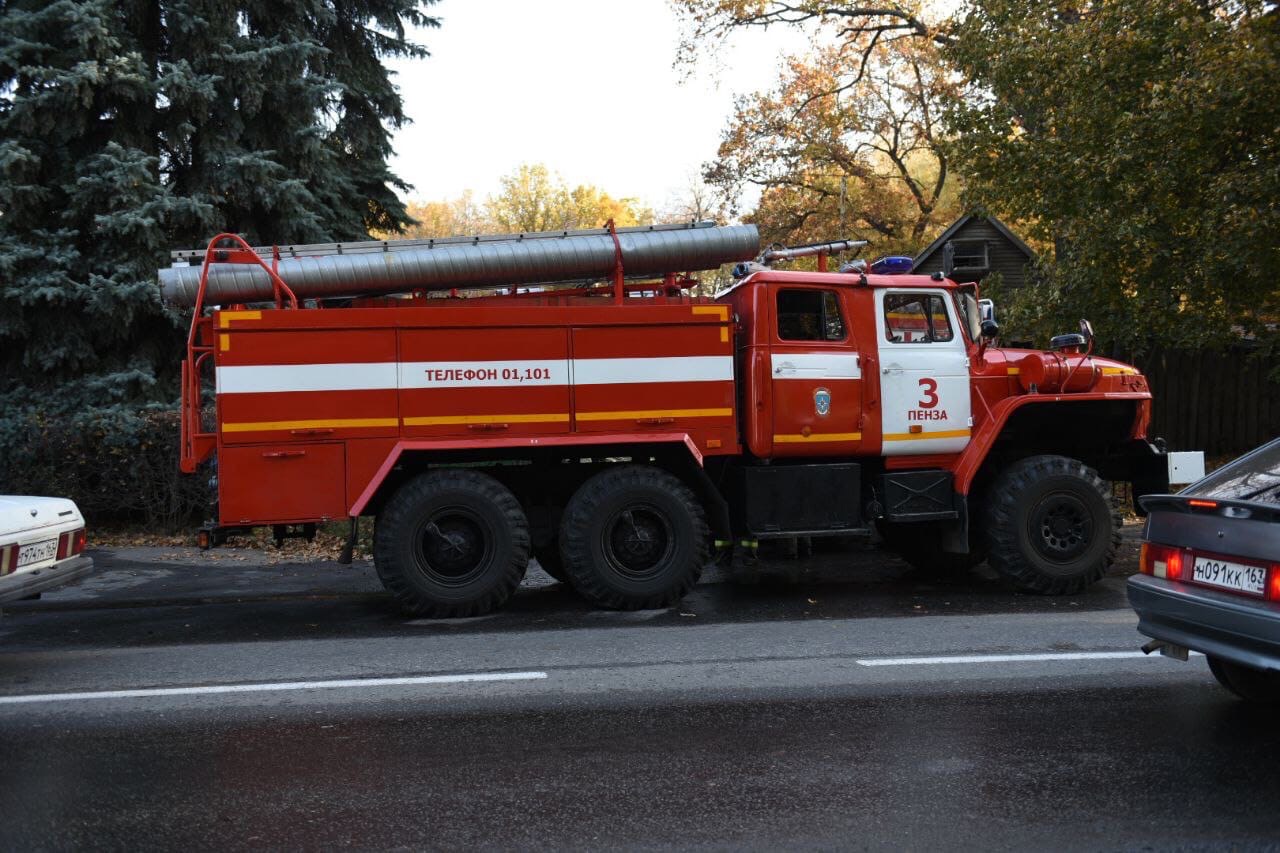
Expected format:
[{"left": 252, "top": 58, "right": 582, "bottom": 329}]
[
  {"left": 262, "top": 450, "right": 307, "bottom": 459},
  {"left": 467, "top": 423, "right": 510, "bottom": 431},
  {"left": 289, "top": 427, "right": 335, "bottom": 436},
  {"left": 636, "top": 417, "right": 675, "bottom": 425}
]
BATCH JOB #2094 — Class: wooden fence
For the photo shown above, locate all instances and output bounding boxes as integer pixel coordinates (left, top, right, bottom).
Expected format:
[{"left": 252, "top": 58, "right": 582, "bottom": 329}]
[{"left": 1115, "top": 346, "right": 1278, "bottom": 458}]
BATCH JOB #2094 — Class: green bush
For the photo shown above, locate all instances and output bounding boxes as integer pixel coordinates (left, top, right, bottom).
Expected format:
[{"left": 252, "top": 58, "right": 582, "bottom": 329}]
[{"left": 0, "top": 404, "right": 208, "bottom": 531}]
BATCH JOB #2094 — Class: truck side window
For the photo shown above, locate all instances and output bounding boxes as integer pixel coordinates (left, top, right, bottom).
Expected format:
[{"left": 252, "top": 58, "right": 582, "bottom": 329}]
[
  {"left": 884, "top": 293, "right": 954, "bottom": 343},
  {"left": 777, "top": 289, "right": 846, "bottom": 342}
]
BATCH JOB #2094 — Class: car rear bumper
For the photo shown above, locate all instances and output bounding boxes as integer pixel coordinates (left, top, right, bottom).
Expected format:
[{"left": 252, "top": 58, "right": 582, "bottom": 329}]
[
  {"left": 0, "top": 555, "right": 94, "bottom": 605},
  {"left": 1127, "top": 574, "right": 1280, "bottom": 672}
]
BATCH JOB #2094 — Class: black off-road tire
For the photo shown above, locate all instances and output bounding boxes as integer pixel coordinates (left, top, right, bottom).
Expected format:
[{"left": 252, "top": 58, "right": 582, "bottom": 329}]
[
  {"left": 559, "top": 465, "right": 709, "bottom": 610},
  {"left": 1208, "top": 656, "right": 1280, "bottom": 704},
  {"left": 877, "top": 521, "right": 987, "bottom": 577},
  {"left": 373, "top": 469, "right": 529, "bottom": 617},
  {"left": 983, "top": 455, "right": 1120, "bottom": 595}
]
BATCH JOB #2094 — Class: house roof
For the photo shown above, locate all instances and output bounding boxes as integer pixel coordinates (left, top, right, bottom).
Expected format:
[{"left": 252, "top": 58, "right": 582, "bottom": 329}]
[{"left": 914, "top": 214, "right": 1035, "bottom": 267}]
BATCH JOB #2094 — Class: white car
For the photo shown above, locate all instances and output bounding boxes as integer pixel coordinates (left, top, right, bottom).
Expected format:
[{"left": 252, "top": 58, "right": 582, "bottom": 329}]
[{"left": 0, "top": 495, "right": 94, "bottom": 605}]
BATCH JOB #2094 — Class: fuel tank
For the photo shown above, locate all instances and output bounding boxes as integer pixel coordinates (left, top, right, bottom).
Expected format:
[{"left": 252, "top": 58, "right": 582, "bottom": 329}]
[{"left": 1017, "top": 352, "right": 1102, "bottom": 393}]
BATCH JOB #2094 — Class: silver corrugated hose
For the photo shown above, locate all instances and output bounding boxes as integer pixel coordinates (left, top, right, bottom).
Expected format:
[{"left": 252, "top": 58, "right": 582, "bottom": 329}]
[{"left": 159, "top": 224, "right": 760, "bottom": 306}]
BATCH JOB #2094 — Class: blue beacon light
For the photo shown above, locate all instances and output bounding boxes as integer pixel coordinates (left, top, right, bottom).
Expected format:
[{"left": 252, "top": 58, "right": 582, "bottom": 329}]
[{"left": 869, "top": 256, "right": 914, "bottom": 275}]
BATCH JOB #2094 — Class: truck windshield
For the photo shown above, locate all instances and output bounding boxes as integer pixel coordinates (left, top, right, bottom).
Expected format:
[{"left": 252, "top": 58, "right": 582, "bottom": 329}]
[{"left": 957, "top": 291, "right": 983, "bottom": 342}]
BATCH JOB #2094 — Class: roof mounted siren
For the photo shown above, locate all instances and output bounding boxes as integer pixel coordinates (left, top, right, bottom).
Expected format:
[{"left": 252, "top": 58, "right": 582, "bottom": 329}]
[{"left": 869, "top": 256, "right": 914, "bottom": 275}]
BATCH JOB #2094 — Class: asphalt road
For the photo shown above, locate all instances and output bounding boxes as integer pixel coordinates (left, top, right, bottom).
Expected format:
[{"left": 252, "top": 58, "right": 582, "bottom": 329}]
[{"left": 0, "top": 540, "right": 1276, "bottom": 850}]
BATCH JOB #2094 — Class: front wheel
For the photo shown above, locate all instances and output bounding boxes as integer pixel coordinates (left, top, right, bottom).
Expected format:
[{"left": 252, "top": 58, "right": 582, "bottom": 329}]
[
  {"left": 559, "top": 466, "right": 708, "bottom": 610},
  {"left": 1208, "top": 657, "right": 1280, "bottom": 703},
  {"left": 373, "top": 469, "right": 529, "bottom": 617},
  {"left": 983, "top": 455, "right": 1120, "bottom": 595}
]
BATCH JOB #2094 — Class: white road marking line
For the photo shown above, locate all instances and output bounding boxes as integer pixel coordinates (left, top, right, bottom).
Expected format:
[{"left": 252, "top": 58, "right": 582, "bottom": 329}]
[
  {"left": 855, "top": 651, "right": 1184, "bottom": 667},
  {"left": 0, "top": 671, "right": 548, "bottom": 705}
]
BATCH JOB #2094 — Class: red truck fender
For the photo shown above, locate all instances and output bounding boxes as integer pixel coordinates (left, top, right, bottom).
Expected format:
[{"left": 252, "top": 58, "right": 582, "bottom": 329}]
[{"left": 953, "top": 391, "right": 1153, "bottom": 494}]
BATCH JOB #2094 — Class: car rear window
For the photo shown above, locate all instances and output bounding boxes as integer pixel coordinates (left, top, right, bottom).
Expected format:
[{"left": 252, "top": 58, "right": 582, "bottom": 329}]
[{"left": 1184, "top": 439, "right": 1280, "bottom": 505}]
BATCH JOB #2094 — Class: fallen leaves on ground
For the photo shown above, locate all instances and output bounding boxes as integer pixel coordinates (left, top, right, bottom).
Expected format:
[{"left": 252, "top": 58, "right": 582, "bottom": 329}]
[{"left": 91, "top": 523, "right": 373, "bottom": 563}]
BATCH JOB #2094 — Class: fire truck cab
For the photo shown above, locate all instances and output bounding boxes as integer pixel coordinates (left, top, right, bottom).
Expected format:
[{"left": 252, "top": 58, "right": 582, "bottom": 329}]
[{"left": 166, "top": 223, "right": 1178, "bottom": 617}]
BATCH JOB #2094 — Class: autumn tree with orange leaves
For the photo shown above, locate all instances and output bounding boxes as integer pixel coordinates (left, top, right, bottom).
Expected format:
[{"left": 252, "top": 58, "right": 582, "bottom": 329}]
[{"left": 705, "top": 36, "right": 962, "bottom": 255}]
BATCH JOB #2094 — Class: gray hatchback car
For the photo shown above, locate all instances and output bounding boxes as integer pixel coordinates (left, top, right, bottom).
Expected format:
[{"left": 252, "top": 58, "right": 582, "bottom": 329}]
[{"left": 1127, "top": 437, "right": 1280, "bottom": 703}]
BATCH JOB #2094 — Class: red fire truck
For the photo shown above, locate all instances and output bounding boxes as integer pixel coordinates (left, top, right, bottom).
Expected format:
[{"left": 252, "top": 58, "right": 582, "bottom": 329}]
[{"left": 164, "top": 221, "right": 1173, "bottom": 616}]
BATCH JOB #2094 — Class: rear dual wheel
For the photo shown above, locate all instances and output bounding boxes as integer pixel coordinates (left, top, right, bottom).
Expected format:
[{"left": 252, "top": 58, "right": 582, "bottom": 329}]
[
  {"left": 374, "top": 470, "right": 529, "bottom": 617},
  {"left": 559, "top": 466, "right": 708, "bottom": 610}
]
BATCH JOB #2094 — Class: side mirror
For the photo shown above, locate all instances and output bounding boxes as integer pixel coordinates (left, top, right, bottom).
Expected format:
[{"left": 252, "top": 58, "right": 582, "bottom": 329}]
[
  {"left": 981, "top": 319, "right": 1000, "bottom": 339},
  {"left": 1079, "top": 318, "right": 1094, "bottom": 341}
]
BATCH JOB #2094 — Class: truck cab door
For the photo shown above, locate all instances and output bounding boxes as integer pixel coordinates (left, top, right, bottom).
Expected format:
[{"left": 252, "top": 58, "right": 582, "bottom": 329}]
[
  {"left": 874, "top": 289, "right": 972, "bottom": 455},
  {"left": 768, "top": 286, "right": 866, "bottom": 456}
]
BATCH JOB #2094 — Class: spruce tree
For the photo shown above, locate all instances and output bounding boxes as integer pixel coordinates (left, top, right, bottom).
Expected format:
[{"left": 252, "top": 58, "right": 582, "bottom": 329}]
[{"left": 0, "top": 0, "right": 437, "bottom": 501}]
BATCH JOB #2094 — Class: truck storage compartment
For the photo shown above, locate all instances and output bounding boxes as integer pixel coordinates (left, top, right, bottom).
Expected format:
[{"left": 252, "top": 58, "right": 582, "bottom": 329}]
[
  {"left": 216, "top": 328, "right": 401, "bottom": 445},
  {"left": 882, "top": 469, "right": 959, "bottom": 522},
  {"left": 570, "top": 324, "right": 735, "bottom": 434},
  {"left": 219, "top": 443, "right": 347, "bottom": 524},
  {"left": 736, "top": 463, "right": 863, "bottom": 537},
  {"left": 398, "top": 327, "right": 571, "bottom": 438}
]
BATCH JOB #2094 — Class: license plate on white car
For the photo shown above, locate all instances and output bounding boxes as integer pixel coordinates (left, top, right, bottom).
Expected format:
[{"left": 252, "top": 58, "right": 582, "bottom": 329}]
[
  {"left": 17, "top": 538, "right": 58, "bottom": 568},
  {"left": 1192, "top": 556, "right": 1267, "bottom": 595}
]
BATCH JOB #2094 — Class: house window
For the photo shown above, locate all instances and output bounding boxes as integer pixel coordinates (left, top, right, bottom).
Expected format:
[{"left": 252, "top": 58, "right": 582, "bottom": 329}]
[
  {"left": 777, "top": 290, "right": 846, "bottom": 342},
  {"left": 884, "top": 293, "right": 954, "bottom": 343}
]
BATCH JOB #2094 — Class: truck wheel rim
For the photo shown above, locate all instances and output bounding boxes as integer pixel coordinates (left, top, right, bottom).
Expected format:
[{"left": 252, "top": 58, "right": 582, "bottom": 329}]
[
  {"left": 602, "top": 504, "right": 674, "bottom": 580},
  {"left": 415, "top": 507, "right": 493, "bottom": 587},
  {"left": 1029, "top": 494, "right": 1093, "bottom": 563}
]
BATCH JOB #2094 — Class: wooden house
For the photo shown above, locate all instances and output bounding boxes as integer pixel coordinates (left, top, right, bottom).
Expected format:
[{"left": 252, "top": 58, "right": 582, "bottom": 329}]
[{"left": 913, "top": 214, "right": 1035, "bottom": 287}]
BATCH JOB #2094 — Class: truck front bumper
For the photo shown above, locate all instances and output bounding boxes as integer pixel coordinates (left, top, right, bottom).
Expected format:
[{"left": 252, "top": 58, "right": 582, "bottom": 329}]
[
  {"left": 1107, "top": 440, "right": 1205, "bottom": 514},
  {"left": 1127, "top": 573, "right": 1280, "bottom": 673}
]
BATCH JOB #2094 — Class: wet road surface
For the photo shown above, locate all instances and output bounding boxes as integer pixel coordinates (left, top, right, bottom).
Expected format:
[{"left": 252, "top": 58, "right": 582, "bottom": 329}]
[{"left": 1, "top": 540, "right": 1276, "bottom": 850}]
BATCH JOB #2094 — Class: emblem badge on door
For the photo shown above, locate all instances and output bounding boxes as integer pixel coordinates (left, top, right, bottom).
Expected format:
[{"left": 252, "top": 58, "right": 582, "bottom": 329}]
[{"left": 814, "top": 388, "right": 831, "bottom": 416}]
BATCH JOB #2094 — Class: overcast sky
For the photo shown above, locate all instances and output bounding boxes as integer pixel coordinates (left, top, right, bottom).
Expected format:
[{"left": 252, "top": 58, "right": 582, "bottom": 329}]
[{"left": 385, "top": 0, "right": 810, "bottom": 215}]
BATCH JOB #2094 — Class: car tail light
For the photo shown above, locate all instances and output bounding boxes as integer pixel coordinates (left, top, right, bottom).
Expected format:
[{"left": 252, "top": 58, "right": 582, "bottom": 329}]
[
  {"left": 0, "top": 544, "right": 15, "bottom": 576},
  {"left": 1269, "top": 567, "right": 1280, "bottom": 602},
  {"left": 56, "top": 527, "right": 87, "bottom": 559},
  {"left": 1187, "top": 499, "right": 1218, "bottom": 509},
  {"left": 1139, "top": 542, "right": 1184, "bottom": 580}
]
